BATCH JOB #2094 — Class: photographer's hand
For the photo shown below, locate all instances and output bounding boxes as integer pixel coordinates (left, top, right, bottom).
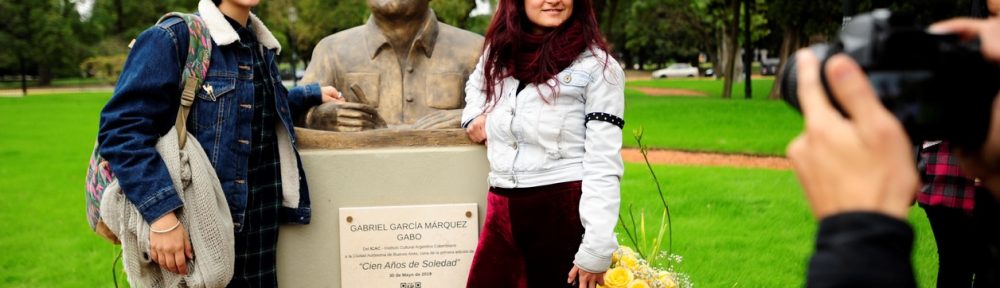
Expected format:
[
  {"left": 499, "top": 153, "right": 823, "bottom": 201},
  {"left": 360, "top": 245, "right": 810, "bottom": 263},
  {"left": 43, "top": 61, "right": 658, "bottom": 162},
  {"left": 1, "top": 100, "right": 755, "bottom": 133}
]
[
  {"left": 931, "top": 17, "right": 1000, "bottom": 197},
  {"left": 787, "top": 51, "right": 919, "bottom": 220},
  {"left": 930, "top": 17, "right": 1000, "bottom": 61}
]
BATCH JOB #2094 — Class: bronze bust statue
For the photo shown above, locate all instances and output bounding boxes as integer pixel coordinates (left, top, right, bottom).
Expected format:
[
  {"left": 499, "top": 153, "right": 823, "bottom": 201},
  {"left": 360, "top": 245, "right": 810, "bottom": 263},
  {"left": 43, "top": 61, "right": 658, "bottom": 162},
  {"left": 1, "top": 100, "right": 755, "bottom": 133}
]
[{"left": 300, "top": 0, "right": 484, "bottom": 132}]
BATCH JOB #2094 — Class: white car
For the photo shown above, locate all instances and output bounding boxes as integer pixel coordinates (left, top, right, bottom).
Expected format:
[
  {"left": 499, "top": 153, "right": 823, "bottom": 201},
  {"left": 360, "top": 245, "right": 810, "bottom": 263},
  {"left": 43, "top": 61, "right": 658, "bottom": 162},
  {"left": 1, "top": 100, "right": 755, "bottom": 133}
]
[{"left": 652, "top": 63, "right": 699, "bottom": 78}]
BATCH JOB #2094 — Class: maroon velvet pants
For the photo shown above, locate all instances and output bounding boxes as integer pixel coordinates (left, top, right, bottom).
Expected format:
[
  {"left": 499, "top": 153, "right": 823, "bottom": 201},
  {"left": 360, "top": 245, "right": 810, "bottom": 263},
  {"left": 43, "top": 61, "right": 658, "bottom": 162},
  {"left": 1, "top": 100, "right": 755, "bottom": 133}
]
[{"left": 466, "top": 181, "right": 585, "bottom": 288}]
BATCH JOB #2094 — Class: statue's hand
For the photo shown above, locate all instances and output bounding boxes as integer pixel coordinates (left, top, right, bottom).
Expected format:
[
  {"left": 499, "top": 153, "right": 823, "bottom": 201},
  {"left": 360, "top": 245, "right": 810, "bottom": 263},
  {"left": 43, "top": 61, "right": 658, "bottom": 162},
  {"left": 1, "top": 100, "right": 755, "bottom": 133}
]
[
  {"left": 411, "top": 110, "right": 462, "bottom": 130},
  {"left": 307, "top": 102, "right": 387, "bottom": 132}
]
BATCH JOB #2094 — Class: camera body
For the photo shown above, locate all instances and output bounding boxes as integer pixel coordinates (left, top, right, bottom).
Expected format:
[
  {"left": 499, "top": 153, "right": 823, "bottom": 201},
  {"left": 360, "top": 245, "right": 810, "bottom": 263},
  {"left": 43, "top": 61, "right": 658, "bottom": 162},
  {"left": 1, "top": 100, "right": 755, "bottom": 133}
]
[{"left": 782, "top": 9, "right": 1000, "bottom": 147}]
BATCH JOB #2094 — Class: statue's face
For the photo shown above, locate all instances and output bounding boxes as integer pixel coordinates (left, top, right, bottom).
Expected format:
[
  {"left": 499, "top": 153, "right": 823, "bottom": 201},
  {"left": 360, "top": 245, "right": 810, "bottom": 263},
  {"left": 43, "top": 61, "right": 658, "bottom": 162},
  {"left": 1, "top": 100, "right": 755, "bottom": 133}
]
[
  {"left": 368, "top": 0, "right": 429, "bottom": 18},
  {"left": 524, "top": 0, "right": 573, "bottom": 33}
]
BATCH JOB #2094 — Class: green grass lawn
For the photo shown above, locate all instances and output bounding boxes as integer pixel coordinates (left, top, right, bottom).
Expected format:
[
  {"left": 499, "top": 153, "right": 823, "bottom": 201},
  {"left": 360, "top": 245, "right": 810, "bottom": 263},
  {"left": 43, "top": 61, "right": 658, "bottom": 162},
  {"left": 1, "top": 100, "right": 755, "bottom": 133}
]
[
  {"left": 0, "top": 93, "right": 120, "bottom": 286},
  {"left": 0, "top": 92, "right": 937, "bottom": 287},
  {"left": 623, "top": 78, "right": 802, "bottom": 156},
  {"left": 619, "top": 163, "right": 939, "bottom": 287}
]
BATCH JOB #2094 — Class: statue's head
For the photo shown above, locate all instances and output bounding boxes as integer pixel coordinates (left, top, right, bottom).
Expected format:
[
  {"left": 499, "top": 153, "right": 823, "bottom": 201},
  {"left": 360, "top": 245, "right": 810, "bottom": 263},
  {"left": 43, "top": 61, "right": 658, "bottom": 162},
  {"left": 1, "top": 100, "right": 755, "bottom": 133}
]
[{"left": 368, "top": 0, "right": 429, "bottom": 19}]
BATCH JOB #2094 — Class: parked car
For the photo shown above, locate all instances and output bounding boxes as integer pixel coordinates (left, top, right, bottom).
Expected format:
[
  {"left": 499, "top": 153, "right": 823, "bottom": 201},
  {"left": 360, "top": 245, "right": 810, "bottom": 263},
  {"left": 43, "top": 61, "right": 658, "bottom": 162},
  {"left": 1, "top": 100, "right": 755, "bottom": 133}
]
[
  {"left": 760, "top": 58, "right": 780, "bottom": 76},
  {"left": 652, "top": 63, "right": 699, "bottom": 78},
  {"left": 703, "top": 68, "right": 715, "bottom": 77}
]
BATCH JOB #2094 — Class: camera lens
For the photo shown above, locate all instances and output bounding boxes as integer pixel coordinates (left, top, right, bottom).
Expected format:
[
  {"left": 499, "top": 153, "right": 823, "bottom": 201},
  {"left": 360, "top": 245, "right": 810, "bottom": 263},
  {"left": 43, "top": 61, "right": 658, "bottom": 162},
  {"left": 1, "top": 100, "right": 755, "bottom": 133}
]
[{"left": 780, "top": 44, "right": 832, "bottom": 113}]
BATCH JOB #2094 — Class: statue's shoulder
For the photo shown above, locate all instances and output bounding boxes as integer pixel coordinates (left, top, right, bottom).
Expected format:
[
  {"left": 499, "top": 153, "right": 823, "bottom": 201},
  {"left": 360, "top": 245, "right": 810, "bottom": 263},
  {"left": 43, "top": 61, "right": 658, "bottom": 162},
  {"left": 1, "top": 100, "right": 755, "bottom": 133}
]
[
  {"left": 316, "top": 25, "right": 368, "bottom": 48},
  {"left": 436, "top": 22, "right": 484, "bottom": 43}
]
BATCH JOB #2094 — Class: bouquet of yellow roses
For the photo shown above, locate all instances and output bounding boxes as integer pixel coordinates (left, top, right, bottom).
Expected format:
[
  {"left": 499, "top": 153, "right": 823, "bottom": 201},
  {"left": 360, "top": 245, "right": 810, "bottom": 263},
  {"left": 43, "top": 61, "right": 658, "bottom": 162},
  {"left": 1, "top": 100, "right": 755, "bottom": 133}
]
[
  {"left": 602, "top": 128, "right": 692, "bottom": 288},
  {"left": 599, "top": 246, "right": 690, "bottom": 288}
]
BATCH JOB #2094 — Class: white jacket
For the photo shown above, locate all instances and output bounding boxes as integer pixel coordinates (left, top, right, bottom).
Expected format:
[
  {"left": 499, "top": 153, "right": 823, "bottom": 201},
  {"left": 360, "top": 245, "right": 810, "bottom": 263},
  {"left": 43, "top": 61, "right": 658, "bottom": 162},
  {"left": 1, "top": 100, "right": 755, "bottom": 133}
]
[{"left": 462, "top": 48, "right": 625, "bottom": 273}]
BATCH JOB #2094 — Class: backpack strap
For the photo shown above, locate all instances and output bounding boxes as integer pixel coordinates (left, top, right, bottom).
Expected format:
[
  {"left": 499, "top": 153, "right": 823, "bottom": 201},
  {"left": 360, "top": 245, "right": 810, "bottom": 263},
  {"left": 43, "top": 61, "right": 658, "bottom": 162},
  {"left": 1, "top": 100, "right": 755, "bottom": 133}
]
[{"left": 156, "top": 12, "right": 212, "bottom": 149}]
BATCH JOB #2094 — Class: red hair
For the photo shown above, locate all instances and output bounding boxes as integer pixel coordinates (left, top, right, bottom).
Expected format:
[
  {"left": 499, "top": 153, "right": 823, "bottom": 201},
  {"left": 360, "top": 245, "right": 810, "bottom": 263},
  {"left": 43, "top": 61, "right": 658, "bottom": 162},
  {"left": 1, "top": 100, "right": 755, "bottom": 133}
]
[{"left": 480, "top": 0, "right": 611, "bottom": 106}]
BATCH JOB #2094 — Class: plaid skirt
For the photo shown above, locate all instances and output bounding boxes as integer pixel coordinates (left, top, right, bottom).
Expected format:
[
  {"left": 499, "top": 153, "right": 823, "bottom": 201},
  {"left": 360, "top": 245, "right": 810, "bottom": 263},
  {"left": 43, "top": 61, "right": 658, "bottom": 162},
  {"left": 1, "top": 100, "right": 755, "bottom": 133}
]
[
  {"left": 228, "top": 23, "right": 284, "bottom": 287},
  {"left": 227, "top": 131, "right": 283, "bottom": 287}
]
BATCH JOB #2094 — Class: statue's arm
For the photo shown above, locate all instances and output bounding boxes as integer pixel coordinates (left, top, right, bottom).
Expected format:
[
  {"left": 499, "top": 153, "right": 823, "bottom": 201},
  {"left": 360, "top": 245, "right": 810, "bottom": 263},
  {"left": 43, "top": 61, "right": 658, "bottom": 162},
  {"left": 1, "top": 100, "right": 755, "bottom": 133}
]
[{"left": 294, "top": 37, "right": 342, "bottom": 126}]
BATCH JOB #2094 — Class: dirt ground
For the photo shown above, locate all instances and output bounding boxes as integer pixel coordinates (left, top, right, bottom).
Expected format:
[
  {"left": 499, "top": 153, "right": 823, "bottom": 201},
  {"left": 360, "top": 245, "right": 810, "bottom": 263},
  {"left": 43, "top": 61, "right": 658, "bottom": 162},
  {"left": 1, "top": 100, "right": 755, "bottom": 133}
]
[
  {"left": 0, "top": 86, "right": 113, "bottom": 96},
  {"left": 631, "top": 87, "right": 708, "bottom": 97},
  {"left": 622, "top": 148, "right": 791, "bottom": 170}
]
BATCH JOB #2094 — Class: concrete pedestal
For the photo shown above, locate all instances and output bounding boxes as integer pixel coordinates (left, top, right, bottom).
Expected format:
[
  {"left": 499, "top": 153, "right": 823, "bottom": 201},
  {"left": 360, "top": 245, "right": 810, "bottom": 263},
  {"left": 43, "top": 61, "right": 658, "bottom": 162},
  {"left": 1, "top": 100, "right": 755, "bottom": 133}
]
[{"left": 277, "top": 146, "right": 489, "bottom": 287}]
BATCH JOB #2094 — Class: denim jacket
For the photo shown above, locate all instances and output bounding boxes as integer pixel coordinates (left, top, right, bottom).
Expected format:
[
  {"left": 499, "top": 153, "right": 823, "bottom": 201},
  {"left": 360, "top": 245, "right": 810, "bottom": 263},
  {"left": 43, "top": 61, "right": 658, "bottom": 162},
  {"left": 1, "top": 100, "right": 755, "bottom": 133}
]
[
  {"left": 461, "top": 48, "right": 625, "bottom": 272},
  {"left": 98, "top": 0, "right": 322, "bottom": 230}
]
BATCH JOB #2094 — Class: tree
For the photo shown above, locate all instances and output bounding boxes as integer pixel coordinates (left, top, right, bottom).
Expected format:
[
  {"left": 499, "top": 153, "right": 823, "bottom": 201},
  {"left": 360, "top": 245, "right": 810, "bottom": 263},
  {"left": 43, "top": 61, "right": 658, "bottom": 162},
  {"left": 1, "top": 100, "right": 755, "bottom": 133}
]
[
  {"left": 611, "top": 0, "right": 714, "bottom": 70},
  {"left": 0, "top": 0, "right": 86, "bottom": 91},
  {"left": 719, "top": 0, "right": 740, "bottom": 99},
  {"left": 431, "top": 0, "right": 478, "bottom": 28},
  {"left": 764, "top": 0, "right": 840, "bottom": 100},
  {"left": 594, "top": 0, "right": 631, "bottom": 66}
]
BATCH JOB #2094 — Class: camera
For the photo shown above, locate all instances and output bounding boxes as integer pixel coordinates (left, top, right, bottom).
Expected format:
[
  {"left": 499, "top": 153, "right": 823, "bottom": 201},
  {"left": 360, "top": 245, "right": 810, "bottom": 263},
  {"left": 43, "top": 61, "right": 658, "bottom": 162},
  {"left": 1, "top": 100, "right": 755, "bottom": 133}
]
[{"left": 781, "top": 9, "right": 1000, "bottom": 147}]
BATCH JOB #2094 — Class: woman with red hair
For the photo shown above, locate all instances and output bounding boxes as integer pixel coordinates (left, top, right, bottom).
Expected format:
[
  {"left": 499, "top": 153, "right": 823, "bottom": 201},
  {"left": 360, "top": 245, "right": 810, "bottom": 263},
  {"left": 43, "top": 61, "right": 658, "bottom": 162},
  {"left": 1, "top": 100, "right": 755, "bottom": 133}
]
[{"left": 461, "top": 0, "right": 625, "bottom": 286}]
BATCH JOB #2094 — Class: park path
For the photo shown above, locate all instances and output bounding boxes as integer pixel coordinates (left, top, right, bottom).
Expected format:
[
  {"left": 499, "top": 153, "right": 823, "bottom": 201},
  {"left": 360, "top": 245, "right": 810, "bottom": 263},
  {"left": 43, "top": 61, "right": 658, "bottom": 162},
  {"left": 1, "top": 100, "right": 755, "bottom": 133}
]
[
  {"left": 621, "top": 148, "right": 791, "bottom": 170},
  {"left": 0, "top": 86, "right": 113, "bottom": 96}
]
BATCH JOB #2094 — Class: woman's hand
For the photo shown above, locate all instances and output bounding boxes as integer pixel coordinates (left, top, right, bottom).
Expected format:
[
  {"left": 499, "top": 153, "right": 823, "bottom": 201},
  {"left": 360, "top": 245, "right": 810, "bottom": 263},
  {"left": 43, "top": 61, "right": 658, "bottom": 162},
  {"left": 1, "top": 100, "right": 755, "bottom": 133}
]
[
  {"left": 149, "top": 212, "right": 194, "bottom": 275},
  {"left": 320, "top": 86, "right": 345, "bottom": 103},
  {"left": 567, "top": 265, "right": 605, "bottom": 288},
  {"left": 465, "top": 114, "right": 487, "bottom": 143}
]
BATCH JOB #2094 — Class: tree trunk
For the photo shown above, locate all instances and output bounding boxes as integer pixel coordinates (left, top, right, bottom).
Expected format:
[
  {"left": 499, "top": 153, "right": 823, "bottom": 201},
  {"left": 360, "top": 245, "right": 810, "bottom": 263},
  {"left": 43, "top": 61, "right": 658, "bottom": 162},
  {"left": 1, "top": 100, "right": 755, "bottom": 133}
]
[
  {"left": 18, "top": 55, "right": 27, "bottom": 97},
  {"left": 620, "top": 39, "right": 633, "bottom": 70},
  {"left": 594, "top": 0, "right": 607, "bottom": 24},
  {"left": 637, "top": 49, "right": 646, "bottom": 71},
  {"left": 37, "top": 64, "right": 53, "bottom": 87},
  {"left": 743, "top": 0, "right": 752, "bottom": 100},
  {"left": 114, "top": 0, "right": 125, "bottom": 34},
  {"left": 713, "top": 32, "right": 722, "bottom": 79},
  {"left": 721, "top": 0, "right": 741, "bottom": 99},
  {"left": 604, "top": 0, "right": 620, "bottom": 46},
  {"left": 769, "top": 30, "right": 800, "bottom": 100}
]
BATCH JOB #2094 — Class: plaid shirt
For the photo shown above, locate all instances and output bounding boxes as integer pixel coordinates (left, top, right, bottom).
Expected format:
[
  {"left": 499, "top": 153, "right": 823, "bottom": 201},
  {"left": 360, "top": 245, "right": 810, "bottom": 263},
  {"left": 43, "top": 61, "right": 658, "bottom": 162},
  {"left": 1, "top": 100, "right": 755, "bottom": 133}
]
[
  {"left": 227, "top": 16, "right": 283, "bottom": 287},
  {"left": 918, "top": 141, "right": 977, "bottom": 214}
]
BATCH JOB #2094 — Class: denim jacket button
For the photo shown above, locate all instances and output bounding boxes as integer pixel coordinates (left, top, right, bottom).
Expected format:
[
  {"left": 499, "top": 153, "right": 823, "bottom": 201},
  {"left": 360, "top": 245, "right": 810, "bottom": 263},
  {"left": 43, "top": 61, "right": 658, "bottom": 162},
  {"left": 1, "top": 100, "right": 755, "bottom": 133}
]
[
  {"left": 238, "top": 139, "right": 249, "bottom": 145},
  {"left": 235, "top": 179, "right": 246, "bottom": 184},
  {"left": 239, "top": 103, "right": 252, "bottom": 109}
]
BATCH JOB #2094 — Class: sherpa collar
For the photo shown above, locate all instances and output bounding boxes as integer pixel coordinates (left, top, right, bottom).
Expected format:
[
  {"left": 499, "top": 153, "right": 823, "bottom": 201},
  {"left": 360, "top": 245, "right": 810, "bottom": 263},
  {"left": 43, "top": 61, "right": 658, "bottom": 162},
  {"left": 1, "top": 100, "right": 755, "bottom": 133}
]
[{"left": 197, "top": 0, "right": 282, "bottom": 54}]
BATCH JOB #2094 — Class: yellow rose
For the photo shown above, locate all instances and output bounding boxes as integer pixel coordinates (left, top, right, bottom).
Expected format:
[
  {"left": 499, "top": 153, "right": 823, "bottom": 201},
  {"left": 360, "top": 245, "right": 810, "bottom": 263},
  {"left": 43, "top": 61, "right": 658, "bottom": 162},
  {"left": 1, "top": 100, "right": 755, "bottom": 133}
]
[
  {"left": 619, "top": 253, "right": 640, "bottom": 271},
  {"left": 620, "top": 246, "right": 635, "bottom": 257},
  {"left": 657, "top": 271, "right": 678, "bottom": 288},
  {"left": 602, "top": 266, "right": 634, "bottom": 288},
  {"left": 627, "top": 279, "right": 651, "bottom": 288},
  {"left": 612, "top": 246, "right": 634, "bottom": 267}
]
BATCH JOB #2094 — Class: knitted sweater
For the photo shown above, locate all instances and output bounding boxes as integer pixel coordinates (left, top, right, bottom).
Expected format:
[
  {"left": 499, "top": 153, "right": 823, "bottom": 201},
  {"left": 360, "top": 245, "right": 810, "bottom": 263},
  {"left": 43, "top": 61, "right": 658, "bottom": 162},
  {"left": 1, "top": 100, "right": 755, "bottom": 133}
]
[{"left": 101, "top": 127, "right": 234, "bottom": 287}]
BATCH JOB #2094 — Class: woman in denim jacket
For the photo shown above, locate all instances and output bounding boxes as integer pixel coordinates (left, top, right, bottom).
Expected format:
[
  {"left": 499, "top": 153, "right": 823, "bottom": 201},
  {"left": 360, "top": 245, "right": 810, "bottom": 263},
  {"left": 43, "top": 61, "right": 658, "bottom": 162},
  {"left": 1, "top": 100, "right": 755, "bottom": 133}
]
[
  {"left": 461, "top": 0, "right": 625, "bottom": 286},
  {"left": 98, "top": 0, "right": 341, "bottom": 285}
]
